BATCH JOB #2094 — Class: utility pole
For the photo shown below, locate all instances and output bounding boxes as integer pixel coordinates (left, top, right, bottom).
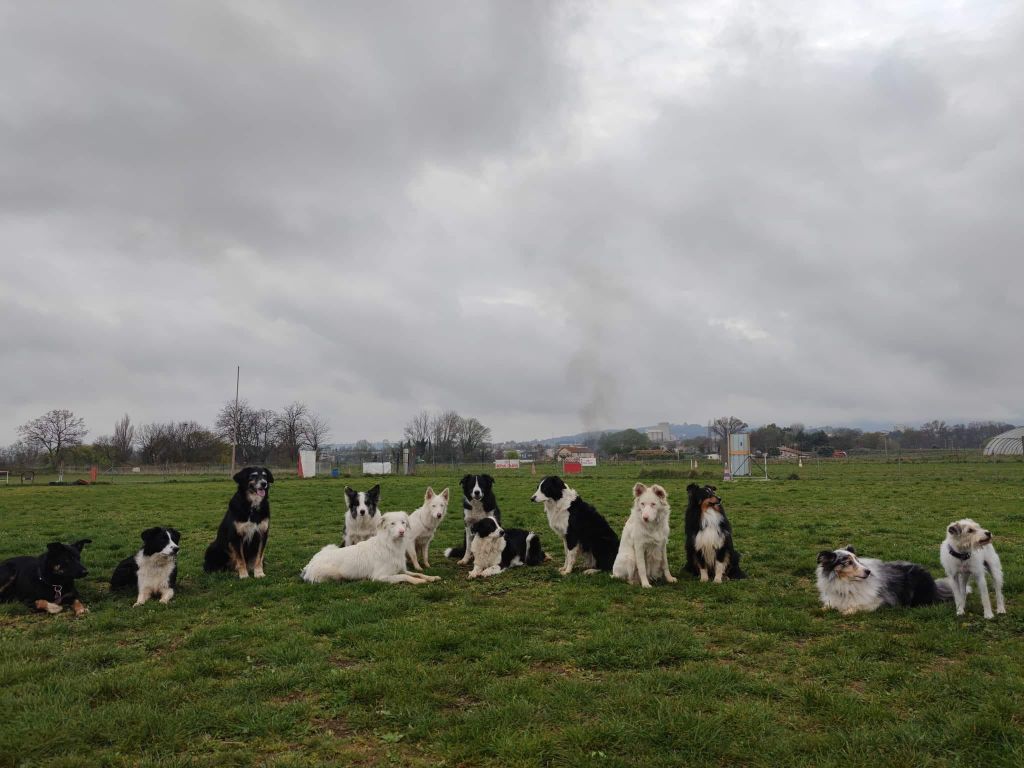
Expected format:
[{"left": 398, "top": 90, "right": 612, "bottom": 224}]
[{"left": 230, "top": 366, "right": 239, "bottom": 475}]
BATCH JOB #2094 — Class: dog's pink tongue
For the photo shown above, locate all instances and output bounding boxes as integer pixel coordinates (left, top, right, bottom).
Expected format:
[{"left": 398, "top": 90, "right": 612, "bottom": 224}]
[{"left": 257, "top": 488, "right": 266, "bottom": 497}]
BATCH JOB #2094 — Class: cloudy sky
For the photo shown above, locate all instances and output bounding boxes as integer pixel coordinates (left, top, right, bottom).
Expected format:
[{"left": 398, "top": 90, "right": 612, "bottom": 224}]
[{"left": 2, "top": 1, "right": 1022, "bottom": 445}]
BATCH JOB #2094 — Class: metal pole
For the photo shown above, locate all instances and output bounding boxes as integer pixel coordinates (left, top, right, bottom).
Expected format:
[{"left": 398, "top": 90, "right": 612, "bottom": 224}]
[{"left": 230, "top": 365, "right": 239, "bottom": 475}]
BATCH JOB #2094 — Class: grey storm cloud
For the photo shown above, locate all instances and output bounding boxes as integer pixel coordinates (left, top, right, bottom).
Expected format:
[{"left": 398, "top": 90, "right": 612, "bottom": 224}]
[{"left": 1, "top": 1, "right": 1022, "bottom": 444}]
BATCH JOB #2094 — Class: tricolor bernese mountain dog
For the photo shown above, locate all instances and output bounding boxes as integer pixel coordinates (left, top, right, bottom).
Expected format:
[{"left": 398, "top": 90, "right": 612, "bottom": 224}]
[
  {"left": 531, "top": 475, "right": 619, "bottom": 574},
  {"left": 111, "top": 527, "right": 181, "bottom": 605},
  {"left": 0, "top": 539, "right": 92, "bottom": 615},
  {"left": 684, "top": 483, "right": 746, "bottom": 582},
  {"left": 446, "top": 474, "right": 501, "bottom": 565},
  {"left": 204, "top": 466, "right": 273, "bottom": 579}
]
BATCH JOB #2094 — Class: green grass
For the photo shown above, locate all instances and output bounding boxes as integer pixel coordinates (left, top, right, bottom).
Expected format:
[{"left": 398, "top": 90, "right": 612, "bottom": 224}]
[{"left": 1, "top": 460, "right": 1022, "bottom": 767}]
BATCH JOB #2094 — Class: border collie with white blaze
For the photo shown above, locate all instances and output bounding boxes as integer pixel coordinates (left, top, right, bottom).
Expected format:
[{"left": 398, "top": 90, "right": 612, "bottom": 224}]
[
  {"left": 344, "top": 485, "right": 381, "bottom": 546},
  {"left": 445, "top": 474, "right": 500, "bottom": 565},
  {"left": 111, "top": 527, "right": 181, "bottom": 606},
  {"left": 203, "top": 467, "right": 273, "bottom": 579},
  {"left": 531, "top": 475, "right": 619, "bottom": 574},
  {"left": 467, "top": 517, "right": 546, "bottom": 579}
]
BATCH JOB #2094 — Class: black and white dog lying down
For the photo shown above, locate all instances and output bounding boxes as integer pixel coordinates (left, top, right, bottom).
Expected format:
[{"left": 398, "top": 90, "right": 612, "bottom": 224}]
[
  {"left": 531, "top": 475, "right": 619, "bottom": 574},
  {"left": 816, "top": 546, "right": 953, "bottom": 615},
  {"left": 111, "top": 527, "right": 181, "bottom": 606},
  {"left": 467, "top": 517, "right": 547, "bottom": 579},
  {"left": 446, "top": 474, "right": 500, "bottom": 565}
]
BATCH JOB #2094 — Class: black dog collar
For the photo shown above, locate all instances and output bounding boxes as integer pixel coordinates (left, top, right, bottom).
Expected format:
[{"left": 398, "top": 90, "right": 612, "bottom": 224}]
[{"left": 947, "top": 545, "right": 970, "bottom": 561}]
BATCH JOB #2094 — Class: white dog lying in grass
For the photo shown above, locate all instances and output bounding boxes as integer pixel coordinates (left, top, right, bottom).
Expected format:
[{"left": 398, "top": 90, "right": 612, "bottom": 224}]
[
  {"left": 405, "top": 486, "right": 449, "bottom": 571},
  {"left": 612, "top": 483, "right": 676, "bottom": 588},
  {"left": 301, "top": 512, "right": 441, "bottom": 585}
]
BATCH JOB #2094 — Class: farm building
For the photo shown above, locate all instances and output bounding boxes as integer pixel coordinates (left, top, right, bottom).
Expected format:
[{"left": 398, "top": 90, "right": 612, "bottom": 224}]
[{"left": 983, "top": 427, "right": 1024, "bottom": 456}]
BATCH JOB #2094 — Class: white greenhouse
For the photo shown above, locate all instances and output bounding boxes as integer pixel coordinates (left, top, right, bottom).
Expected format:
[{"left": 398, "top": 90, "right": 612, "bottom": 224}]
[{"left": 983, "top": 427, "right": 1024, "bottom": 456}]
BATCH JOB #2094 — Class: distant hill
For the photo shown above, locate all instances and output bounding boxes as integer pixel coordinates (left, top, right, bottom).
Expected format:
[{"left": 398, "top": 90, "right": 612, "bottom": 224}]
[{"left": 531, "top": 423, "right": 706, "bottom": 446}]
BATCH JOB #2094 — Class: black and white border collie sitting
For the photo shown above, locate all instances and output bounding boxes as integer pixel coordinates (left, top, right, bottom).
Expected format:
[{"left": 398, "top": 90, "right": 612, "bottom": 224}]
[
  {"left": 204, "top": 467, "right": 273, "bottom": 579},
  {"left": 684, "top": 484, "right": 746, "bottom": 582},
  {"left": 816, "top": 546, "right": 953, "bottom": 615},
  {"left": 531, "top": 475, "right": 619, "bottom": 575},
  {"left": 467, "top": 517, "right": 546, "bottom": 579},
  {"left": 446, "top": 474, "right": 500, "bottom": 565},
  {"left": 111, "top": 527, "right": 181, "bottom": 606},
  {"left": 344, "top": 485, "right": 381, "bottom": 546}
]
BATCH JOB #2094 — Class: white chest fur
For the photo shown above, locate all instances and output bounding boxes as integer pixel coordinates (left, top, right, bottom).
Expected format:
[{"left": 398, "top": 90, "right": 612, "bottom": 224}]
[
  {"left": 544, "top": 493, "right": 574, "bottom": 538},
  {"left": 694, "top": 509, "right": 725, "bottom": 560},
  {"left": 135, "top": 551, "right": 175, "bottom": 591}
]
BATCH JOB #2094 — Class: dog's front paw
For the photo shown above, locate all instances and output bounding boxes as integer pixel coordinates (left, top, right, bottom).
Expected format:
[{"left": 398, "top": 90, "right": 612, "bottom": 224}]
[
  {"left": 238, "top": 572, "right": 249, "bottom": 579},
  {"left": 956, "top": 608, "right": 966, "bottom": 616},
  {"left": 457, "top": 558, "right": 471, "bottom": 567},
  {"left": 984, "top": 611, "right": 995, "bottom": 620},
  {"left": 253, "top": 569, "right": 266, "bottom": 579},
  {"left": 665, "top": 575, "right": 678, "bottom": 584},
  {"left": 997, "top": 606, "right": 1007, "bottom": 614},
  {"left": 559, "top": 567, "right": 571, "bottom": 576},
  {"left": 640, "top": 581, "right": 652, "bottom": 589}
]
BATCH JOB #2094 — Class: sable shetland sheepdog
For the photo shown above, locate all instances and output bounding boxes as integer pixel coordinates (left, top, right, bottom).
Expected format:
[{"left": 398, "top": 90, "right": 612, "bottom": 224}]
[
  {"left": 344, "top": 485, "right": 381, "bottom": 546},
  {"left": 816, "top": 546, "right": 953, "bottom": 615},
  {"left": 612, "top": 483, "right": 676, "bottom": 588},
  {"left": 204, "top": 467, "right": 273, "bottom": 579},
  {"left": 466, "top": 517, "right": 546, "bottom": 579},
  {"left": 446, "top": 474, "right": 501, "bottom": 565},
  {"left": 940, "top": 518, "right": 1006, "bottom": 619},
  {"left": 684, "top": 484, "right": 746, "bottom": 582},
  {"left": 110, "top": 527, "right": 181, "bottom": 606},
  {"left": 531, "top": 475, "right": 619, "bottom": 574}
]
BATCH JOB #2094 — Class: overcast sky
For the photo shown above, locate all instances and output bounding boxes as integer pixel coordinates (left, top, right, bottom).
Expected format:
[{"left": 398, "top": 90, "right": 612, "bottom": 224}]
[{"left": 2, "top": 1, "right": 1022, "bottom": 445}]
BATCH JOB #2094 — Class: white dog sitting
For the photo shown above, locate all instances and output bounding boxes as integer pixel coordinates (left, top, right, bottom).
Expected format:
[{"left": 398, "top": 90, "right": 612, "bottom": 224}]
[
  {"left": 612, "top": 483, "right": 677, "bottom": 588},
  {"left": 405, "top": 486, "right": 449, "bottom": 571},
  {"left": 301, "top": 511, "right": 441, "bottom": 585},
  {"left": 940, "top": 518, "right": 1005, "bottom": 619}
]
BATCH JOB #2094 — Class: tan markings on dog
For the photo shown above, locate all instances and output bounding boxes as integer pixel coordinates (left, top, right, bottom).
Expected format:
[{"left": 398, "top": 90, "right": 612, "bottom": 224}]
[
  {"left": 229, "top": 543, "right": 249, "bottom": 578},
  {"left": 836, "top": 561, "right": 868, "bottom": 580},
  {"left": 35, "top": 599, "right": 62, "bottom": 614},
  {"left": 234, "top": 520, "right": 259, "bottom": 541},
  {"left": 72, "top": 599, "right": 88, "bottom": 616},
  {"left": 257, "top": 519, "right": 269, "bottom": 535}
]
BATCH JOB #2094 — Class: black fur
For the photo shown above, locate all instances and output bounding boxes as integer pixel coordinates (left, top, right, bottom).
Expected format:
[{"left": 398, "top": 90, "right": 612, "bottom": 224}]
[
  {"left": 203, "top": 467, "right": 273, "bottom": 577},
  {"left": 446, "top": 474, "right": 501, "bottom": 560},
  {"left": 111, "top": 527, "right": 181, "bottom": 593},
  {"left": 683, "top": 483, "right": 746, "bottom": 579},
  {"left": 0, "top": 539, "right": 92, "bottom": 613},
  {"left": 470, "top": 517, "right": 546, "bottom": 570},
  {"left": 817, "top": 547, "right": 952, "bottom": 607},
  {"left": 533, "top": 475, "right": 619, "bottom": 571}
]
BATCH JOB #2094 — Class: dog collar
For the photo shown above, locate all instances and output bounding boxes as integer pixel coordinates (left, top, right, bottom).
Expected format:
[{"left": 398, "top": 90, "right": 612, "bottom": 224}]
[{"left": 947, "top": 545, "right": 970, "bottom": 561}]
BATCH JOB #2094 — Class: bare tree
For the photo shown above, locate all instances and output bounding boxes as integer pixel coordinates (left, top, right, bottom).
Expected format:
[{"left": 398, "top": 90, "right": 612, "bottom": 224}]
[
  {"left": 112, "top": 413, "right": 135, "bottom": 463},
  {"left": 300, "top": 412, "right": 330, "bottom": 454},
  {"left": 403, "top": 410, "right": 432, "bottom": 455},
  {"left": 215, "top": 400, "right": 279, "bottom": 463},
  {"left": 17, "top": 409, "right": 88, "bottom": 467},
  {"left": 457, "top": 417, "right": 492, "bottom": 461},
  {"left": 711, "top": 416, "right": 748, "bottom": 454},
  {"left": 430, "top": 410, "right": 462, "bottom": 463},
  {"left": 275, "top": 401, "right": 309, "bottom": 461}
]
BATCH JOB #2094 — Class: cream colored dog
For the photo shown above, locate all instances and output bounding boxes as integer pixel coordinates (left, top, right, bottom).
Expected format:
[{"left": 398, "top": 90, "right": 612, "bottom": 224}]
[
  {"left": 612, "top": 483, "right": 676, "bottom": 588},
  {"left": 405, "top": 486, "right": 450, "bottom": 571}
]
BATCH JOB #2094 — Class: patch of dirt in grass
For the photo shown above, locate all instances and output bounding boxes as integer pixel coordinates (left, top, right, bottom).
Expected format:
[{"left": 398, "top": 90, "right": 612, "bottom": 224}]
[{"left": 331, "top": 654, "right": 365, "bottom": 669}]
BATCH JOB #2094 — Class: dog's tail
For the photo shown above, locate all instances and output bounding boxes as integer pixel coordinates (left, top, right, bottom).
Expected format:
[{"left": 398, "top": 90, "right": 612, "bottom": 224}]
[
  {"left": 444, "top": 545, "right": 466, "bottom": 560},
  {"left": 525, "top": 532, "right": 546, "bottom": 566},
  {"left": 935, "top": 577, "right": 955, "bottom": 602}
]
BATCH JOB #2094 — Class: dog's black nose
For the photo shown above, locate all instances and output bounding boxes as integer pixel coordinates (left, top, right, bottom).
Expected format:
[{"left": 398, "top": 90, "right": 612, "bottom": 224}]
[{"left": 863, "top": 569, "right": 871, "bottom": 577}]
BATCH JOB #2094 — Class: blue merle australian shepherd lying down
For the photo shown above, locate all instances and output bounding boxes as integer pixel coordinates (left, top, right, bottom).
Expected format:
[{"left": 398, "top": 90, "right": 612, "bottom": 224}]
[{"left": 816, "top": 546, "right": 953, "bottom": 615}]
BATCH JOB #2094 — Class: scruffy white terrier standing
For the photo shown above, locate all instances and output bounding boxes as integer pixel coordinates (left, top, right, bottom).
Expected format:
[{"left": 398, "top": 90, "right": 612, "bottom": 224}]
[{"left": 940, "top": 518, "right": 1005, "bottom": 619}]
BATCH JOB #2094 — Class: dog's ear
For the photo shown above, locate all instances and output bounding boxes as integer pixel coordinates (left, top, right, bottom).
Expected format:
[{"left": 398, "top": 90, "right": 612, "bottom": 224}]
[
  {"left": 817, "top": 550, "right": 837, "bottom": 566},
  {"left": 264, "top": 468, "right": 274, "bottom": 484},
  {"left": 460, "top": 474, "right": 472, "bottom": 486},
  {"left": 368, "top": 484, "right": 380, "bottom": 501},
  {"left": 440, "top": 487, "right": 450, "bottom": 501},
  {"left": 169, "top": 528, "right": 182, "bottom": 543},
  {"left": 232, "top": 467, "right": 250, "bottom": 485},
  {"left": 70, "top": 539, "right": 92, "bottom": 552},
  {"left": 686, "top": 483, "right": 699, "bottom": 495},
  {"left": 424, "top": 486, "right": 435, "bottom": 501},
  {"left": 650, "top": 484, "right": 667, "bottom": 500},
  {"left": 141, "top": 527, "right": 162, "bottom": 542},
  {"left": 947, "top": 523, "right": 961, "bottom": 536},
  {"left": 481, "top": 474, "right": 494, "bottom": 485},
  {"left": 46, "top": 542, "right": 65, "bottom": 555},
  {"left": 843, "top": 545, "right": 856, "bottom": 555},
  {"left": 633, "top": 482, "right": 647, "bottom": 497}
]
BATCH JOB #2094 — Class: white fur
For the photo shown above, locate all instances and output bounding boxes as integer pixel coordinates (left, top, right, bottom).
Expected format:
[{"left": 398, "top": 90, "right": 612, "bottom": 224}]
[
  {"left": 816, "top": 553, "right": 884, "bottom": 615},
  {"left": 612, "top": 483, "right": 676, "bottom": 588},
  {"left": 302, "top": 512, "right": 440, "bottom": 585},
  {"left": 344, "top": 491, "right": 378, "bottom": 546},
  {"left": 694, "top": 508, "right": 728, "bottom": 583},
  {"left": 941, "top": 518, "right": 1005, "bottom": 619},
  {"left": 467, "top": 525, "right": 508, "bottom": 579},
  {"left": 133, "top": 532, "right": 178, "bottom": 607},
  {"left": 533, "top": 481, "right": 578, "bottom": 574},
  {"left": 405, "top": 487, "right": 450, "bottom": 571}
]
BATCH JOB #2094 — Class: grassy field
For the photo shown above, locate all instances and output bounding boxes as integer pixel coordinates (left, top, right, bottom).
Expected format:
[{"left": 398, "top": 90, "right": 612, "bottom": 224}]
[{"left": 1, "top": 460, "right": 1022, "bottom": 768}]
